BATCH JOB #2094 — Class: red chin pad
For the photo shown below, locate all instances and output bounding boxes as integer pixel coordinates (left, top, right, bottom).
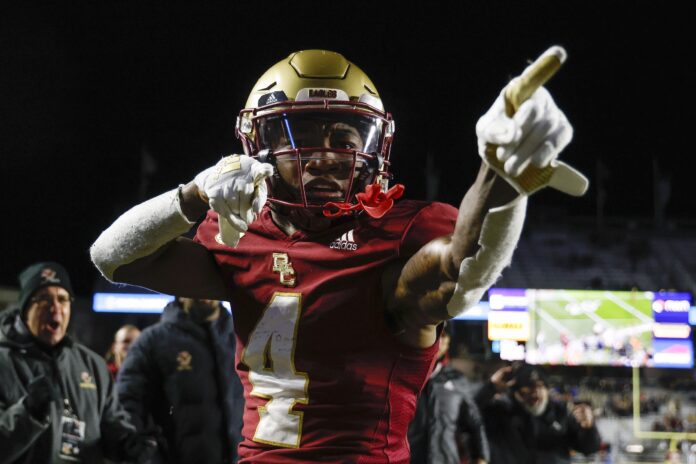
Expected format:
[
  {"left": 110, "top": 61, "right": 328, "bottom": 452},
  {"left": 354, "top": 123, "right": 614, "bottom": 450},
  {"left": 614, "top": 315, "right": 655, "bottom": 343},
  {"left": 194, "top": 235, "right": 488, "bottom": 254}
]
[{"left": 323, "top": 184, "right": 405, "bottom": 219}]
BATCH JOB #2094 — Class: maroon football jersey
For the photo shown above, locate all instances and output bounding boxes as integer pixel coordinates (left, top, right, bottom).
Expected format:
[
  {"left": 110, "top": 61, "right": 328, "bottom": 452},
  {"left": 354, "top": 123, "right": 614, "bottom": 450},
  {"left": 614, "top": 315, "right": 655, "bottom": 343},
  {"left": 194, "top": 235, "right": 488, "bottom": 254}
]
[{"left": 194, "top": 199, "right": 457, "bottom": 463}]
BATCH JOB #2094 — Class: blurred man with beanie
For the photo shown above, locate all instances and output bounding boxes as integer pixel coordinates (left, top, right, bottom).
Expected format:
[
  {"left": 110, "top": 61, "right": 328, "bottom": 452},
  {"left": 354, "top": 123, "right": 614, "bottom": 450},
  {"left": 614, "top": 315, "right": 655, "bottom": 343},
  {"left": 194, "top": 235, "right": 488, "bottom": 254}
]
[
  {"left": 475, "top": 363, "right": 601, "bottom": 464},
  {"left": 0, "top": 261, "right": 154, "bottom": 463},
  {"left": 15, "top": 262, "right": 74, "bottom": 348}
]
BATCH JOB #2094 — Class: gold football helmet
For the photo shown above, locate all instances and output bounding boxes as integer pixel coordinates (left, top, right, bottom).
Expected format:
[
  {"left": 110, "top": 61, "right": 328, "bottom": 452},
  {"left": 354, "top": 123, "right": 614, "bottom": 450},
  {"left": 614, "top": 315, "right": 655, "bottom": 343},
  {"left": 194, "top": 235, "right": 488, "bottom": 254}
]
[{"left": 236, "top": 50, "right": 395, "bottom": 215}]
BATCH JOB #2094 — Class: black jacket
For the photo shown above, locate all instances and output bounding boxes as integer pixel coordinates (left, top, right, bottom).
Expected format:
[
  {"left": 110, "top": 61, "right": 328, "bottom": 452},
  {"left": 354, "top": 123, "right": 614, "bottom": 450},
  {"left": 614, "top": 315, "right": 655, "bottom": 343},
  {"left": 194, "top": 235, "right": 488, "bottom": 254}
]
[
  {"left": 0, "top": 308, "right": 137, "bottom": 464},
  {"left": 475, "top": 381, "right": 601, "bottom": 464},
  {"left": 408, "top": 364, "right": 490, "bottom": 464},
  {"left": 117, "top": 302, "right": 244, "bottom": 464}
]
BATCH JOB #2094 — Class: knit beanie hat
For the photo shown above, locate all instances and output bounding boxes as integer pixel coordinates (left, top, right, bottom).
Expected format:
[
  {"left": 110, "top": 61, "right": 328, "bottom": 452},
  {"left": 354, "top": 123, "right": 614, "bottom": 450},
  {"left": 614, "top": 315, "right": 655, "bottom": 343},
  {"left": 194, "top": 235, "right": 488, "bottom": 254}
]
[
  {"left": 18, "top": 262, "right": 74, "bottom": 312},
  {"left": 511, "top": 363, "right": 548, "bottom": 392}
]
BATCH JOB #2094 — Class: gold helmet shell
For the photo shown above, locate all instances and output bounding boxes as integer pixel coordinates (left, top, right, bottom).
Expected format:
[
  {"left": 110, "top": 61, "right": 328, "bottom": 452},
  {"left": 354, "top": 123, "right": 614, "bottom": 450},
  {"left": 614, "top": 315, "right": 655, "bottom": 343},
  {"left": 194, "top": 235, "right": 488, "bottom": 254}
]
[{"left": 244, "top": 50, "right": 383, "bottom": 110}]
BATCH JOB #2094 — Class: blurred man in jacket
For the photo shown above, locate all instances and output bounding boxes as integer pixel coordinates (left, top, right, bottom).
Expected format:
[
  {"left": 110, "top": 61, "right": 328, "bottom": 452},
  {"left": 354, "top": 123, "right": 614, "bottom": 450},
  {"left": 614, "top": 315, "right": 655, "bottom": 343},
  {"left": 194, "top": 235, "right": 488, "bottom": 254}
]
[
  {"left": 117, "top": 297, "right": 244, "bottom": 464},
  {"left": 476, "top": 363, "right": 600, "bottom": 464},
  {"left": 409, "top": 324, "right": 489, "bottom": 464}
]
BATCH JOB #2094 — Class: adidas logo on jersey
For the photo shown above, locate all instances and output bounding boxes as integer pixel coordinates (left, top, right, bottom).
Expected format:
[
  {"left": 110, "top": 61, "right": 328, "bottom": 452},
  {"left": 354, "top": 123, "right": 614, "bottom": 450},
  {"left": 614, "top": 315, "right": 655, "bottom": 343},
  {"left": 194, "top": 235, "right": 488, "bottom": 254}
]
[{"left": 329, "top": 229, "right": 358, "bottom": 251}]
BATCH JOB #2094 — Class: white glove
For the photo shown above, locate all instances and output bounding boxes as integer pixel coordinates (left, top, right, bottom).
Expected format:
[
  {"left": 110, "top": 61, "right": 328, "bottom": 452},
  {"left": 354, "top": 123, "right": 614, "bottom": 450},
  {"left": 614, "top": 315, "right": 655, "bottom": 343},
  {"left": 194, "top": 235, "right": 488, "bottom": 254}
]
[
  {"left": 194, "top": 154, "right": 274, "bottom": 245},
  {"left": 476, "top": 84, "right": 573, "bottom": 194}
]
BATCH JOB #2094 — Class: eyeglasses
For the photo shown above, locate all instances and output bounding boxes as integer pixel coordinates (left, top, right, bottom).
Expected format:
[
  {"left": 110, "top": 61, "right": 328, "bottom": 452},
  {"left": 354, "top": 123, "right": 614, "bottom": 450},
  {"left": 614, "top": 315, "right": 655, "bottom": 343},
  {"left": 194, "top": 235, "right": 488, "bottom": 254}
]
[{"left": 30, "top": 294, "right": 73, "bottom": 308}]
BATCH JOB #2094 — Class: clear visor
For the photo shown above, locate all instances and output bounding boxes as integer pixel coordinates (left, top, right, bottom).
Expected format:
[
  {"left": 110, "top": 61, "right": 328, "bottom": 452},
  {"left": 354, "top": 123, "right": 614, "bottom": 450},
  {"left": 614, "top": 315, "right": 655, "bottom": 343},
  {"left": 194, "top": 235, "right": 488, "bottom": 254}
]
[
  {"left": 256, "top": 112, "right": 384, "bottom": 154},
  {"left": 255, "top": 112, "right": 387, "bottom": 208}
]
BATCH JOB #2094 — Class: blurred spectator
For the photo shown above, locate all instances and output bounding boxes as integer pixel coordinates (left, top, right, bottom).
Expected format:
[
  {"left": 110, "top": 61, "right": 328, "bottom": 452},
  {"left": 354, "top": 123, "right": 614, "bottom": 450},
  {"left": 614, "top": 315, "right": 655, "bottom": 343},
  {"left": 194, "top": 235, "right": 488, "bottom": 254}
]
[
  {"left": 652, "top": 398, "right": 685, "bottom": 432},
  {"left": 475, "top": 363, "right": 601, "bottom": 464},
  {"left": 606, "top": 392, "right": 632, "bottom": 416},
  {"left": 408, "top": 324, "right": 489, "bottom": 464},
  {"left": 117, "top": 297, "right": 244, "bottom": 464},
  {"left": 0, "top": 261, "right": 154, "bottom": 463},
  {"left": 105, "top": 324, "right": 141, "bottom": 379}
]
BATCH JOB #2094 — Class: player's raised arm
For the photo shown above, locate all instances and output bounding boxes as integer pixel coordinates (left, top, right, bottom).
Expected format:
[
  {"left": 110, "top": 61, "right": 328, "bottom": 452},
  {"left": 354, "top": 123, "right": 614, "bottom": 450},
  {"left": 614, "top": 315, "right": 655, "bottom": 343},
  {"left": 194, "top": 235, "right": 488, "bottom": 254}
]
[
  {"left": 90, "top": 155, "right": 273, "bottom": 299},
  {"left": 389, "top": 46, "right": 584, "bottom": 347}
]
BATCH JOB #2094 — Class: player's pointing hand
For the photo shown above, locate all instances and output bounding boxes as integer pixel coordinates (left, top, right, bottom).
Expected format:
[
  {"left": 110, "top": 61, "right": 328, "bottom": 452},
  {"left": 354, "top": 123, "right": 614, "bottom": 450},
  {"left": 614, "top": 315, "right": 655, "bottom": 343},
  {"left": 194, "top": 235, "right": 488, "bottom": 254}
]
[{"left": 476, "top": 85, "right": 573, "bottom": 182}]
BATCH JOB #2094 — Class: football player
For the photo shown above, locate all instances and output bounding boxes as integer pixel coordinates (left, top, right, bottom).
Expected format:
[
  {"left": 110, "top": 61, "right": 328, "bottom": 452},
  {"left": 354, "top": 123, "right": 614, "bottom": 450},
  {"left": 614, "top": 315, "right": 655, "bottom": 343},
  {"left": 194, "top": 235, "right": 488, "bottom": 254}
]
[{"left": 91, "top": 49, "right": 575, "bottom": 462}]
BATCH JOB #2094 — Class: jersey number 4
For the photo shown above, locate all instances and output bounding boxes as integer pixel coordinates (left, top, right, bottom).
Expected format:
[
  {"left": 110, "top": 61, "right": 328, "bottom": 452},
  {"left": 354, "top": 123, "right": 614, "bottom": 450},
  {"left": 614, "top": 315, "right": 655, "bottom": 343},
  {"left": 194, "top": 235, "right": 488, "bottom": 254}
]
[{"left": 242, "top": 292, "right": 309, "bottom": 448}]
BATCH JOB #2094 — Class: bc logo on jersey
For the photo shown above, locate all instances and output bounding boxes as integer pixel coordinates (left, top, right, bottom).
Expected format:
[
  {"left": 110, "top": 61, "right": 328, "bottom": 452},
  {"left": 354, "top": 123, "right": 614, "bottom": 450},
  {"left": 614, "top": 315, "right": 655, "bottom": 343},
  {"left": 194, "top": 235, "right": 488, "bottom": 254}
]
[{"left": 272, "top": 253, "right": 296, "bottom": 287}]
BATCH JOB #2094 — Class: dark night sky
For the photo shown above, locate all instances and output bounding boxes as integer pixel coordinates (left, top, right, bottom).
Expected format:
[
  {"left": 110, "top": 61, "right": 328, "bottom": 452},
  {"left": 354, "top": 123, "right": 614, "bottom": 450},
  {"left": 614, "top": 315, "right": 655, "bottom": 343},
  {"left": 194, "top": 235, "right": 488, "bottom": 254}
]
[{"left": 2, "top": 1, "right": 693, "bottom": 295}]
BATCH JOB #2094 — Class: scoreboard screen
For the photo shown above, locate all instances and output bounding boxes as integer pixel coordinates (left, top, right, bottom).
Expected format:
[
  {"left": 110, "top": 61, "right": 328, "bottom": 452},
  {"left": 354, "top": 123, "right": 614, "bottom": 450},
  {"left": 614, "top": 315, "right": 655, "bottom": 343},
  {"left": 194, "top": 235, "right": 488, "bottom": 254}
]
[{"left": 488, "top": 288, "right": 692, "bottom": 368}]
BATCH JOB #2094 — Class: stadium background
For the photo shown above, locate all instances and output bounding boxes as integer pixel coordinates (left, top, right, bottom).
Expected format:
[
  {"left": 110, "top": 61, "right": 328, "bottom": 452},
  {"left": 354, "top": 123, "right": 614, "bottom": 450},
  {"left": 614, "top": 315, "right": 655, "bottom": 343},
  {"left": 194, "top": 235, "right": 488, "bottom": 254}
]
[{"left": 2, "top": 2, "right": 695, "bottom": 462}]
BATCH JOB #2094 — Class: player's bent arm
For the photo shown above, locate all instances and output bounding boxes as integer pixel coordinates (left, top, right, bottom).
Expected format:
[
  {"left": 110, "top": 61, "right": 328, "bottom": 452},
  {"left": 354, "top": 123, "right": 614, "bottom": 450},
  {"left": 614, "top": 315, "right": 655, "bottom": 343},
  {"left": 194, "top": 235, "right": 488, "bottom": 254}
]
[
  {"left": 91, "top": 182, "right": 230, "bottom": 300},
  {"left": 387, "top": 162, "right": 521, "bottom": 348},
  {"left": 113, "top": 237, "right": 230, "bottom": 300}
]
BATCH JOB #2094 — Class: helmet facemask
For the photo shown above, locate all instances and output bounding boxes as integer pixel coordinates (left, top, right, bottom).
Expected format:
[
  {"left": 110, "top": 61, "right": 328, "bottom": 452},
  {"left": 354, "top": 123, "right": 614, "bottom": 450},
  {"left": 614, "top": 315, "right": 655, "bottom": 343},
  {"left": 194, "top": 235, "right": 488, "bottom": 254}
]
[{"left": 238, "top": 100, "right": 394, "bottom": 216}]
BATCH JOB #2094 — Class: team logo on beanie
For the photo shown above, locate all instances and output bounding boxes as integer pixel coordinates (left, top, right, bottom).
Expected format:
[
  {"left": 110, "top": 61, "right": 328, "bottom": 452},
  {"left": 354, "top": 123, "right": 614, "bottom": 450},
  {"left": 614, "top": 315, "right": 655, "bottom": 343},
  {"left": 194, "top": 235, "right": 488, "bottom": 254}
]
[
  {"left": 18, "top": 261, "right": 74, "bottom": 312},
  {"left": 41, "top": 268, "right": 60, "bottom": 284}
]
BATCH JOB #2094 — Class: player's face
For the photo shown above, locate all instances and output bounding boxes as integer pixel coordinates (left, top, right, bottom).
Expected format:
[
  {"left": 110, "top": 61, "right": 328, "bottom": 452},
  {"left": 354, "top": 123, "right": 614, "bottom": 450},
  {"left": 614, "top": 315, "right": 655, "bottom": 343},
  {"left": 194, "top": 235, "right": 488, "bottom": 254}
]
[
  {"left": 274, "top": 121, "right": 366, "bottom": 204},
  {"left": 24, "top": 286, "right": 71, "bottom": 346}
]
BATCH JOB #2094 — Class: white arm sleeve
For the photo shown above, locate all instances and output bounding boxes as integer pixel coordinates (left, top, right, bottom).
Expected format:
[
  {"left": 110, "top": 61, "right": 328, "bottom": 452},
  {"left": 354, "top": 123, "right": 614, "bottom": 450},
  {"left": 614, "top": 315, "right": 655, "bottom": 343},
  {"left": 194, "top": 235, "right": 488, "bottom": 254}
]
[
  {"left": 90, "top": 187, "right": 196, "bottom": 281},
  {"left": 446, "top": 195, "right": 527, "bottom": 317}
]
